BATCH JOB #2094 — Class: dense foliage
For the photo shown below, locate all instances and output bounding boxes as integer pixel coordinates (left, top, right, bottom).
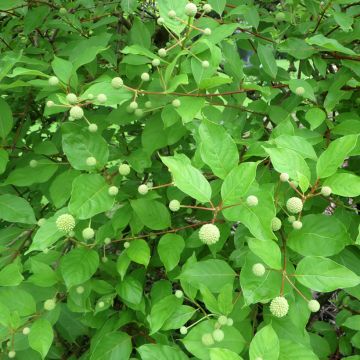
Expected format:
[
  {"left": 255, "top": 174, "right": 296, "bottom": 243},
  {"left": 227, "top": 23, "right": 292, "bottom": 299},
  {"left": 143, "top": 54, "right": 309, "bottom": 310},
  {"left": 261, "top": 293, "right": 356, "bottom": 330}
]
[{"left": 0, "top": 0, "right": 360, "bottom": 359}]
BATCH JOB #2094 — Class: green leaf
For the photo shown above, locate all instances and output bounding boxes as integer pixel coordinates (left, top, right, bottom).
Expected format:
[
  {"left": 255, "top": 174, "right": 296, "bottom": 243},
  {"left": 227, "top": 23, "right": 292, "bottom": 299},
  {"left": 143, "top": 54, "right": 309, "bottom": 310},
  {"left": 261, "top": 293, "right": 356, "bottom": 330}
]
[
  {"left": 179, "top": 259, "right": 236, "bottom": 293},
  {"left": 138, "top": 344, "right": 189, "bottom": 360},
  {"left": 248, "top": 238, "right": 282, "bottom": 270},
  {"left": 0, "top": 194, "right": 36, "bottom": 224},
  {"left": 324, "top": 172, "right": 360, "bottom": 197},
  {"left": 305, "top": 108, "right": 326, "bottom": 130},
  {"left": 210, "top": 348, "right": 243, "bottom": 360},
  {"left": 90, "top": 332, "right": 132, "bottom": 360},
  {"left": 69, "top": 174, "right": 114, "bottom": 219},
  {"left": 0, "top": 288, "right": 35, "bottom": 316},
  {"left": 273, "top": 135, "right": 317, "bottom": 160},
  {"left": 116, "top": 276, "right": 143, "bottom": 305},
  {"left": 174, "top": 97, "right": 205, "bottom": 123},
  {"left": 258, "top": 44, "right": 278, "bottom": 78},
  {"left": 295, "top": 256, "right": 360, "bottom": 292},
  {"left": 199, "top": 119, "right": 239, "bottom": 179},
  {"left": 208, "top": 0, "right": 226, "bottom": 14},
  {"left": 289, "top": 79, "right": 316, "bottom": 101},
  {"left": 249, "top": 324, "right": 279, "bottom": 360},
  {"left": 158, "top": 234, "right": 185, "bottom": 272},
  {"left": 278, "top": 38, "right": 316, "bottom": 60},
  {"left": 121, "top": 0, "right": 138, "bottom": 13},
  {"left": 157, "top": 0, "right": 187, "bottom": 35},
  {"left": 51, "top": 56, "right": 76, "bottom": 86},
  {"left": 162, "top": 305, "right": 196, "bottom": 330},
  {"left": 131, "top": 199, "right": 171, "bottom": 230},
  {"left": 125, "top": 239, "right": 151, "bottom": 267},
  {"left": 0, "top": 97, "right": 13, "bottom": 139},
  {"left": 316, "top": 135, "right": 358, "bottom": 178},
  {"left": 217, "top": 283, "right": 234, "bottom": 315},
  {"left": 28, "top": 319, "right": 54, "bottom": 359},
  {"left": 279, "top": 339, "right": 318, "bottom": 360},
  {"left": 0, "top": 262, "right": 23, "bottom": 286},
  {"left": 306, "top": 34, "right": 355, "bottom": 55},
  {"left": 343, "top": 315, "right": 360, "bottom": 330},
  {"left": 161, "top": 154, "right": 212, "bottom": 203},
  {"left": 0, "top": 148, "right": 8, "bottom": 174},
  {"left": 60, "top": 248, "right": 99, "bottom": 288}
]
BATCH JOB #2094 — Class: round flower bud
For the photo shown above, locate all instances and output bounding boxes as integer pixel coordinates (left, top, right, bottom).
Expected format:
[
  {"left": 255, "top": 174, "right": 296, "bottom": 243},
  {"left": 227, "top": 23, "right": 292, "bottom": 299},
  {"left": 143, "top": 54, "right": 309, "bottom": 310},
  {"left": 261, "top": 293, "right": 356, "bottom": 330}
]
[
  {"left": 321, "top": 186, "right": 332, "bottom": 197},
  {"left": 43, "top": 248, "right": 49, "bottom": 254},
  {"left": 124, "top": 241, "right": 130, "bottom": 249},
  {"left": 158, "top": 48, "right": 167, "bottom": 58},
  {"left": 22, "top": 327, "right": 30, "bottom": 335},
  {"left": 168, "top": 10, "right": 176, "bottom": 18},
  {"left": 202, "top": 60, "right": 210, "bottom": 69},
  {"left": 104, "top": 237, "right": 111, "bottom": 245},
  {"left": 44, "top": 299, "right": 56, "bottom": 311},
  {"left": 46, "top": 100, "right": 54, "bottom": 108},
  {"left": 88, "top": 123, "right": 98, "bottom": 133},
  {"left": 138, "top": 184, "right": 149, "bottom": 195},
  {"left": 172, "top": 99, "right": 181, "bottom": 108},
  {"left": 37, "top": 218, "right": 46, "bottom": 227},
  {"left": 292, "top": 220, "right": 303, "bottom": 230},
  {"left": 102, "top": 256, "right": 108, "bottom": 263},
  {"left": 270, "top": 296, "right": 289, "bottom": 318},
  {"left": 82, "top": 227, "right": 95, "bottom": 240},
  {"left": 59, "top": 7, "right": 67, "bottom": 15},
  {"left": 48, "top": 76, "right": 59, "bottom": 86},
  {"left": 175, "top": 290, "right": 183, "bottom": 298},
  {"left": 212, "top": 329, "right": 224, "bottom": 342},
  {"left": 271, "top": 217, "right": 282, "bottom": 231},
  {"left": 157, "top": 17, "right": 165, "bottom": 26},
  {"left": 295, "top": 86, "right": 305, "bottom": 96},
  {"left": 286, "top": 197, "right": 303, "bottom": 214},
  {"left": 87, "top": 93, "right": 94, "bottom": 100},
  {"left": 119, "top": 163, "right": 131, "bottom": 176},
  {"left": 203, "top": 4, "right": 212, "bottom": 13},
  {"left": 111, "top": 77, "right": 123, "bottom": 89},
  {"left": 308, "top": 299, "right": 320, "bottom": 312},
  {"left": 276, "top": 12, "right": 285, "bottom": 21},
  {"left": 203, "top": 28, "right": 212, "bottom": 35},
  {"left": 76, "top": 286, "right": 85, "bottom": 294},
  {"left": 134, "top": 108, "right": 143, "bottom": 117},
  {"left": 280, "top": 172, "right": 289, "bottom": 182},
  {"left": 97, "top": 93, "right": 107, "bottom": 104},
  {"left": 246, "top": 195, "right": 258, "bottom": 207},
  {"left": 8, "top": 351, "right": 16, "bottom": 359},
  {"left": 152, "top": 58, "right": 160, "bottom": 67},
  {"left": 141, "top": 72, "right": 150, "bottom": 82},
  {"left": 98, "top": 301, "right": 105, "bottom": 308},
  {"left": 226, "top": 318, "right": 234, "bottom": 326},
  {"left": 169, "top": 199, "right": 181, "bottom": 212},
  {"left": 29, "top": 159, "right": 38, "bottom": 168},
  {"left": 56, "top": 214, "right": 75, "bottom": 232},
  {"left": 252, "top": 263, "right": 266, "bottom": 277},
  {"left": 86, "top": 156, "right": 97, "bottom": 167},
  {"left": 108, "top": 186, "right": 119, "bottom": 196},
  {"left": 288, "top": 215, "right": 296, "bottom": 223},
  {"left": 199, "top": 223, "right": 220, "bottom": 245},
  {"left": 129, "top": 101, "right": 138, "bottom": 110},
  {"left": 66, "top": 93, "right": 77, "bottom": 104},
  {"left": 201, "top": 333, "right": 215, "bottom": 346},
  {"left": 218, "top": 315, "right": 228, "bottom": 326},
  {"left": 180, "top": 326, "right": 188, "bottom": 335},
  {"left": 69, "top": 105, "right": 84, "bottom": 119},
  {"left": 145, "top": 100, "right": 152, "bottom": 109},
  {"left": 185, "top": 3, "right": 197, "bottom": 17}
]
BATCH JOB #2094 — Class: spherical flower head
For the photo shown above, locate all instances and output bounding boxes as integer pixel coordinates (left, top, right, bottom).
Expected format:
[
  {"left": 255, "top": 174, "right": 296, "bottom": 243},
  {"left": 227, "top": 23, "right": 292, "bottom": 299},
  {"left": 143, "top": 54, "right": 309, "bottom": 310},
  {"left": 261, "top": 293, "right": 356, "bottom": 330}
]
[
  {"left": 111, "top": 77, "right": 123, "bottom": 89},
  {"left": 201, "top": 333, "right": 215, "bottom": 346},
  {"left": 22, "top": 327, "right": 30, "bottom": 335},
  {"left": 158, "top": 48, "right": 167, "bottom": 58},
  {"left": 59, "top": 7, "right": 67, "bottom": 15},
  {"left": 104, "top": 237, "right": 111, "bottom": 245},
  {"left": 8, "top": 351, "right": 16, "bottom": 359},
  {"left": 321, "top": 186, "right": 332, "bottom": 197},
  {"left": 168, "top": 9, "right": 176, "bottom": 18},
  {"left": 87, "top": 93, "right": 94, "bottom": 100},
  {"left": 286, "top": 197, "right": 303, "bottom": 214},
  {"left": 202, "top": 60, "right": 210, "bottom": 69},
  {"left": 212, "top": 329, "right": 224, "bottom": 342},
  {"left": 246, "top": 195, "right": 258, "bottom": 207},
  {"left": 226, "top": 318, "right": 234, "bottom": 326},
  {"left": 98, "top": 301, "right": 105, "bottom": 308},
  {"left": 124, "top": 241, "right": 130, "bottom": 249},
  {"left": 276, "top": 12, "right": 285, "bottom": 21},
  {"left": 56, "top": 214, "right": 75, "bottom": 232},
  {"left": 69, "top": 105, "right": 84, "bottom": 119},
  {"left": 172, "top": 99, "right": 181, "bottom": 108},
  {"left": 252, "top": 263, "right": 266, "bottom": 277},
  {"left": 145, "top": 100, "right": 152, "bottom": 109},
  {"left": 199, "top": 223, "right": 220, "bottom": 245},
  {"left": 82, "top": 227, "right": 95, "bottom": 240},
  {"left": 203, "top": 28, "right": 212, "bottom": 36},
  {"left": 203, "top": 4, "right": 212, "bottom": 13},
  {"left": 292, "top": 220, "right": 303, "bottom": 230},
  {"left": 46, "top": 100, "right": 54, "bottom": 108},
  {"left": 108, "top": 186, "right": 119, "bottom": 196},
  {"left": 48, "top": 76, "right": 59, "bottom": 86},
  {"left": 271, "top": 217, "right": 282, "bottom": 231},
  {"left": 129, "top": 101, "right": 138, "bottom": 110},
  {"left": 134, "top": 109, "right": 143, "bottom": 118},
  {"left": 295, "top": 86, "right": 305, "bottom": 96},
  {"left": 76, "top": 286, "right": 85, "bottom": 294},
  {"left": 169, "top": 199, "right": 181, "bottom": 212},
  {"left": 66, "top": 93, "right": 78, "bottom": 104},
  {"left": 180, "top": 326, "right": 188, "bottom": 335},
  {"left": 88, "top": 123, "right": 98, "bottom": 133},
  {"left": 280, "top": 172, "right": 289, "bottom": 182},
  {"left": 270, "top": 296, "right": 289, "bottom": 318},
  {"left": 138, "top": 184, "right": 149, "bottom": 195},
  {"left": 157, "top": 17, "right": 165, "bottom": 26},
  {"left": 118, "top": 163, "right": 131, "bottom": 176},
  {"left": 175, "top": 290, "right": 183, "bottom": 298},
  {"left": 185, "top": 3, "right": 197, "bottom": 17},
  {"left": 37, "top": 218, "right": 46, "bottom": 227},
  {"left": 288, "top": 215, "right": 296, "bottom": 223},
  {"left": 308, "top": 299, "right": 320, "bottom": 312},
  {"left": 44, "top": 299, "right": 56, "bottom": 311},
  {"left": 141, "top": 72, "right": 150, "bottom": 82},
  {"left": 97, "top": 93, "right": 107, "bottom": 104},
  {"left": 218, "top": 315, "right": 228, "bottom": 326},
  {"left": 86, "top": 156, "right": 97, "bottom": 167},
  {"left": 29, "top": 159, "right": 38, "bottom": 168},
  {"left": 102, "top": 256, "right": 108, "bottom": 263},
  {"left": 152, "top": 58, "right": 160, "bottom": 67}
]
